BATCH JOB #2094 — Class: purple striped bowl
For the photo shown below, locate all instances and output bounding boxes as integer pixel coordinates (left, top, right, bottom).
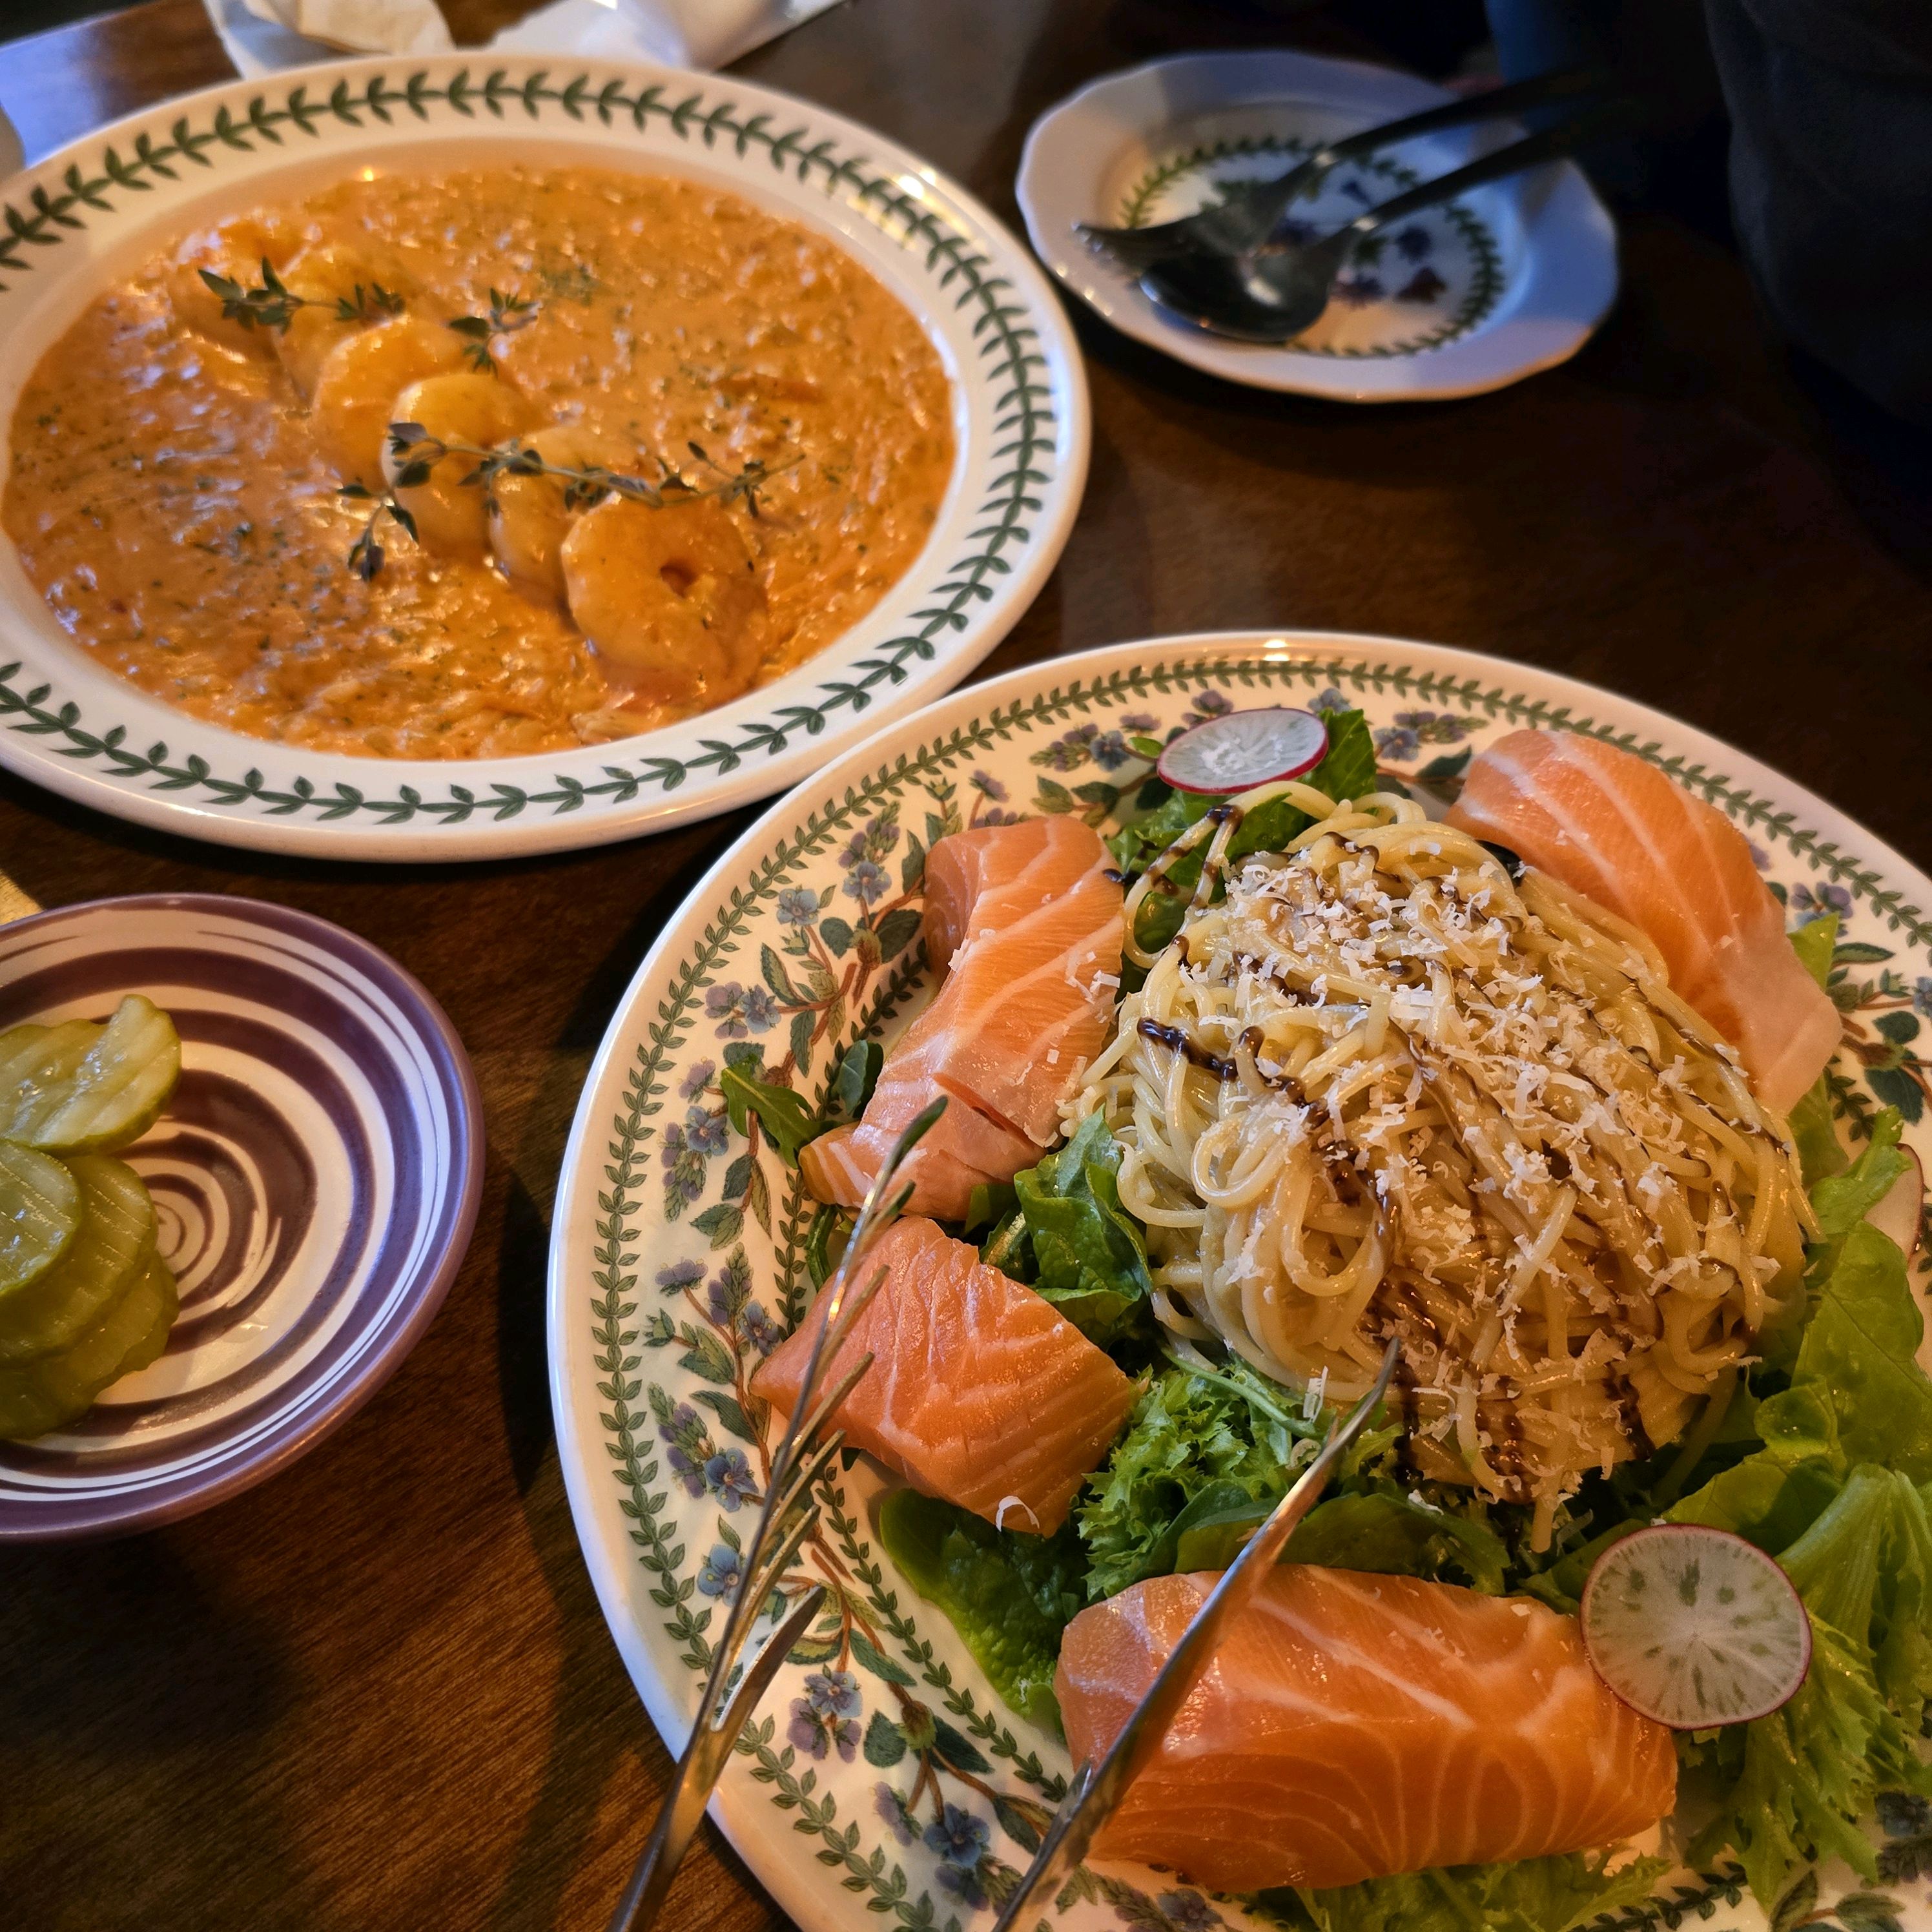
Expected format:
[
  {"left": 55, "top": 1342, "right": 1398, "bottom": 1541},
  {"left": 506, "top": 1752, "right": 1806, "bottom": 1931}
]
[{"left": 0, "top": 894, "right": 482, "bottom": 1541}]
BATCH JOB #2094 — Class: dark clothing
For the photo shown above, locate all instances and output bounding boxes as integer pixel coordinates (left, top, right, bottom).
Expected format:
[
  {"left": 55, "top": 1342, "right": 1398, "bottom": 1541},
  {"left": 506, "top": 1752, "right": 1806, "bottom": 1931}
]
[{"left": 1706, "top": 0, "right": 1932, "bottom": 427}]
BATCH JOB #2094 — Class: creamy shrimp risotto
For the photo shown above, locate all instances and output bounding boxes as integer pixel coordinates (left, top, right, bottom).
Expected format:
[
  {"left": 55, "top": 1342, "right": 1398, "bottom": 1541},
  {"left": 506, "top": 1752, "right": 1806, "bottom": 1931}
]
[{"left": 2, "top": 167, "right": 956, "bottom": 759}]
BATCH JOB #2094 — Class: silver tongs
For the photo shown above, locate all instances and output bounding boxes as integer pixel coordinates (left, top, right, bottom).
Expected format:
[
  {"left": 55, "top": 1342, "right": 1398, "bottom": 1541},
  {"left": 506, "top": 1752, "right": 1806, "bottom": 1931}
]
[
  {"left": 989, "top": 1341, "right": 1401, "bottom": 1931},
  {"left": 605, "top": 1096, "right": 947, "bottom": 1932}
]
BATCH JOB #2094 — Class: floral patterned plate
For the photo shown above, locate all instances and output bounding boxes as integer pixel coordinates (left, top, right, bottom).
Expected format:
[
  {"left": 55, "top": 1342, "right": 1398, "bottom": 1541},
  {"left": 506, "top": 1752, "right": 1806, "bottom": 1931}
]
[
  {"left": 0, "top": 56, "right": 1087, "bottom": 860},
  {"left": 1016, "top": 52, "right": 1618, "bottom": 401},
  {"left": 548, "top": 633, "right": 1932, "bottom": 1931}
]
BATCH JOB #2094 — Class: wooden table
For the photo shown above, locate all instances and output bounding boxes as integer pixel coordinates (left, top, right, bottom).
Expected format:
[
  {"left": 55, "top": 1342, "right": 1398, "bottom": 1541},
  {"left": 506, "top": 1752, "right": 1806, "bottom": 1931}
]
[{"left": 3, "top": 2, "right": 1928, "bottom": 1926}]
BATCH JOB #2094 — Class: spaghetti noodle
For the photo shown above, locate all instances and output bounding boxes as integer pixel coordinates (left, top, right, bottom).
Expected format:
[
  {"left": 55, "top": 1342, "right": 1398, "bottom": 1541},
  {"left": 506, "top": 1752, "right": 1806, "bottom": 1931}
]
[{"left": 1077, "top": 782, "right": 1811, "bottom": 1545}]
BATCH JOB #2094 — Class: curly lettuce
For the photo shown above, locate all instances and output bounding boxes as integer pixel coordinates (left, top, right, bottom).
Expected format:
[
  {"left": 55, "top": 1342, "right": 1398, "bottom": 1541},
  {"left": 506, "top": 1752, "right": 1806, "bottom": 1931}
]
[
  {"left": 1279, "top": 1849, "right": 1672, "bottom": 1932},
  {"left": 1075, "top": 1355, "right": 1312, "bottom": 1599},
  {"left": 1655, "top": 1121, "right": 1932, "bottom": 1904}
]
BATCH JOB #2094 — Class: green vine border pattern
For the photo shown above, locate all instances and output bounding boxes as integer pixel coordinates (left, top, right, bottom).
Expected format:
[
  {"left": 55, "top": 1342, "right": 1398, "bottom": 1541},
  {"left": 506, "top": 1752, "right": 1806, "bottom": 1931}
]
[
  {"left": 584, "top": 651, "right": 1929, "bottom": 1931},
  {"left": 0, "top": 66, "right": 1062, "bottom": 826},
  {"left": 1117, "top": 134, "right": 1506, "bottom": 360}
]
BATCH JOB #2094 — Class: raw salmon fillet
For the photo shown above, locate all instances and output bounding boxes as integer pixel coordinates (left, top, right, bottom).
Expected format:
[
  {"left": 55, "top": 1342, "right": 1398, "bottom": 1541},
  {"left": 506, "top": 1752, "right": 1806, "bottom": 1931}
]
[
  {"left": 1055, "top": 1565, "right": 1676, "bottom": 1893},
  {"left": 749, "top": 1216, "right": 1135, "bottom": 1534},
  {"left": 1446, "top": 729, "right": 1840, "bottom": 1114},
  {"left": 799, "top": 818, "right": 1125, "bottom": 1220}
]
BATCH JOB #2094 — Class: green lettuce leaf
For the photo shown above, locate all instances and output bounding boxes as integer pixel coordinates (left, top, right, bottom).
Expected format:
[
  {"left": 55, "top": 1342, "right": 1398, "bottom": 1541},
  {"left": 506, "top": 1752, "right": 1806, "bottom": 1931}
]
[
  {"left": 1672, "top": 1117, "right": 1923, "bottom": 1522},
  {"left": 1786, "top": 918, "right": 1847, "bottom": 1183},
  {"left": 1107, "top": 708, "right": 1379, "bottom": 952},
  {"left": 1789, "top": 1080, "right": 1847, "bottom": 1190},
  {"left": 1809, "top": 1109, "right": 1911, "bottom": 1271},
  {"left": 1282, "top": 1491, "right": 1509, "bottom": 1594},
  {"left": 1688, "top": 1614, "right": 1901, "bottom": 1905},
  {"left": 1281, "top": 1849, "right": 1671, "bottom": 1932},
  {"left": 875, "top": 1488, "right": 1086, "bottom": 1732},
  {"left": 1305, "top": 704, "right": 1379, "bottom": 805},
  {"left": 1676, "top": 1469, "right": 1932, "bottom": 1903},
  {"left": 1076, "top": 1357, "right": 1314, "bottom": 1600},
  {"left": 1011, "top": 1113, "right": 1155, "bottom": 1348},
  {"left": 1789, "top": 913, "right": 1840, "bottom": 991}
]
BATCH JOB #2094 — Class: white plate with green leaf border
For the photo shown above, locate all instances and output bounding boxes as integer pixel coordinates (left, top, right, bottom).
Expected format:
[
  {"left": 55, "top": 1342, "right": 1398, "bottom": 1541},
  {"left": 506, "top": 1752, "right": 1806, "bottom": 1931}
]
[
  {"left": 548, "top": 632, "right": 1932, "bottom": 1932},
  {"left": 0, "top": 57, "right": 1087, "bottom": 861},
  {"left": 1017, "top": 51, "right": 1618, "bottom": 401}
]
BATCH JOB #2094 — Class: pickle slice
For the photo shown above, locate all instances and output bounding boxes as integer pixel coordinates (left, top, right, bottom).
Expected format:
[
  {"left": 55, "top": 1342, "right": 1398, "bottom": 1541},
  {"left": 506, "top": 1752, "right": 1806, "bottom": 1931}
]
[
  {"left": 0, "top": 1153, "right": 154, "bottom": 1363},
  {"left": 0, "top": 1251, "right": 178, "bottom": 1441},
  {"left": 0, "top": 996, "right": 181, "bottom": 1154},
  {"left": 0, "top": 1140, "right": 82, "bottom": 1297},
  {"left": 0, "top": 1020, "right": 96, "bottom": 1101}
]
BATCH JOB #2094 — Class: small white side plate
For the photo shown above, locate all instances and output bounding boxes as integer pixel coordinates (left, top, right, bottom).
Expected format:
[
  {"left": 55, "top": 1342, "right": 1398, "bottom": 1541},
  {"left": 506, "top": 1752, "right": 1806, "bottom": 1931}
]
[{"left": 1017, "top": 49, "right": 1619, "bottom": 401}]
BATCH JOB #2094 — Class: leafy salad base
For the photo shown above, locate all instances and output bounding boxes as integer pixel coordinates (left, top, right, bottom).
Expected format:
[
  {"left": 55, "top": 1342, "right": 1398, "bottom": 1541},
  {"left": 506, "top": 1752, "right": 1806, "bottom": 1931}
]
[{"left": 548, "top": 635, "right": 1932, "bottom": 1932}]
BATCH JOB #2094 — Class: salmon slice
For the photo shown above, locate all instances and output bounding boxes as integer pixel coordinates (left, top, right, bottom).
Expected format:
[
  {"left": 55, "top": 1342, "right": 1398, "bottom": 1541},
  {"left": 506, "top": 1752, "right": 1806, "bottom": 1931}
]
[
  {"left": 800, "top": 817, "right": 1125, "bottom": 1220},
  {"left": 1056, "top": 1565, "right": 1676, "bottom": 1893},
  {"left": 749, "top": 1216, "right": 1135, "bottom": 1534},
  {"left": 1446, "top": 729, "right": 1840, "bottom": 1115}
]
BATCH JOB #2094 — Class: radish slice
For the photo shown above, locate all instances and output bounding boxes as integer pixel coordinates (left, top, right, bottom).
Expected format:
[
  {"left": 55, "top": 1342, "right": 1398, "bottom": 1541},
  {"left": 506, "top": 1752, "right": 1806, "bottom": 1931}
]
[
  {"left": 1580, "top": 1523, "right": 1810, "bottom": 1729},
  {"left": 1156, "top": 707, "right": 1329, "bottom": 796},
  {"left": 1869, "top": 1147, "right": 1926, "bottom": 1262}
]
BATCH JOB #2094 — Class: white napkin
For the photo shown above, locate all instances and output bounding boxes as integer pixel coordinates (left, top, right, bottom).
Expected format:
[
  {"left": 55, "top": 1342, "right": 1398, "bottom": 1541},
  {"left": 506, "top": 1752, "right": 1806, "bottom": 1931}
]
[
  {"left": 238, "top": 0, "right": 453, "bottom": 52},
  {"left": 212, "top": 0, "right": 841, "bottom": 76}
]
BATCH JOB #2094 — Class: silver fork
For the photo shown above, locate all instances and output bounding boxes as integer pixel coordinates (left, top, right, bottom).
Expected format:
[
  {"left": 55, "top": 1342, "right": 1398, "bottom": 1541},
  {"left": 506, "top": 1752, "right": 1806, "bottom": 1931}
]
[
  {"left": 988, "top": 1340, "right": 1401, "bottom": 1932},
  {"left": 604, "top": 1094, "right": 947, "bottom": 1932},
  {"left": 1074, "top": 67, "right": 1611, "bottom": 279}
]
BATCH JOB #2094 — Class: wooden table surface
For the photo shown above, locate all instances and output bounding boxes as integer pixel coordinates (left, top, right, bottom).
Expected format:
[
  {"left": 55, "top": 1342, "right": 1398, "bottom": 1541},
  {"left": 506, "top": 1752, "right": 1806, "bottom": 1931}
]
[{"left": 3, "top": 2, "right": 1929, "bottom": 1926}]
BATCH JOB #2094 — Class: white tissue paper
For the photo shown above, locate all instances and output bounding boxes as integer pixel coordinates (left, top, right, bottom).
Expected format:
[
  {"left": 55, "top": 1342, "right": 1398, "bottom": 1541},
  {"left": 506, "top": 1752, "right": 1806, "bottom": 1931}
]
[
  {"left": 208, "top": 0, "right": 842, "bottom": 79},
  {"left": 238, "top": 0, "right": 452, "bottom": 54}
]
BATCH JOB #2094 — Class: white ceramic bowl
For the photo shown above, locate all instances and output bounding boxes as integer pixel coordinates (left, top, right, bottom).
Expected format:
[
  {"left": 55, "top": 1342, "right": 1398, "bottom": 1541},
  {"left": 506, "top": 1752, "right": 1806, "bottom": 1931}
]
[
  {"left": 1018, "top": 50, "right": 1618, "bottom": 401},
  {"left": 0, "top": 57, "right": 1089, "bottom": 859}
]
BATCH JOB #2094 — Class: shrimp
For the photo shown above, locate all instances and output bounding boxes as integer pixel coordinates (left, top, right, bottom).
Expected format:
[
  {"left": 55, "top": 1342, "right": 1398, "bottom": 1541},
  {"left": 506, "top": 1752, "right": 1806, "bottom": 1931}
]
[
  {"left": 273, "top": 243, "right": 415, "bottom": 400},
  {"left": 488, "top": 424, "right": 637, "bottom": 604},
  {"left": 311, "top": 316, "right": 466, "bottom": 491},
  {"left": 560, "top": 497, "right": 770, "bottom": 712},
  {"left": 163, "top": 214, "right": 302, "bottom": 360},
  {"left": 382, "top": 373, "right": 535, "bottom": 559}
]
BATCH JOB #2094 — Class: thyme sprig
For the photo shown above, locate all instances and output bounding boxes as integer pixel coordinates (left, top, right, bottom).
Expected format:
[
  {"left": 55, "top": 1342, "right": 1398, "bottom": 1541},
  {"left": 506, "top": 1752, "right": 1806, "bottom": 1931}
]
[
  {"left": 338, "top": 482, "right": 418, "bottom": 583},
  {"left": 446, "top": 289, "right": 539, "bottom": 372},
  {"left": 199, "top": 258, "right": 405, "bottom": 333},
  {"left": 342, "top": 426, "right": 794, "bottom": 579},
  {"left": 387, "top": 424, "right": 790, "bottom": 515}
]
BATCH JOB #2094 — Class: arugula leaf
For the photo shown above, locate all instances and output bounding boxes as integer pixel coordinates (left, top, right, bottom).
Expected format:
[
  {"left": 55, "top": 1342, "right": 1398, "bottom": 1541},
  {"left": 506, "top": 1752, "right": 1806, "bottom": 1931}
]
[
  {"left": 719, "top": 1062, "right": 822, "bottom": 1167},
  {"left": 876, "top": 1487, "right": 1085, "bottom": 1732},
  {"left": 804, "top": 1202, "right": 852, "bottom": 1290},
  {"left": 717, "top": 1037, "right": 887, "bottom": 1171},
  {"left": 828, "top": 1038, "right": 883, "bottom": 1124},
  {"left": 1281, "top": 1848, "right": 1670, "bottom": 1932},
  {"left": 1012, "top": 1113, "right": 1155, "bottom": 1348}
]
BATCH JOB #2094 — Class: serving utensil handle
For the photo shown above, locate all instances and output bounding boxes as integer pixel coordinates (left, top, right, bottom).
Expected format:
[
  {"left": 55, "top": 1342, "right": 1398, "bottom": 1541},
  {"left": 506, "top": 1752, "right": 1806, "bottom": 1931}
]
[
  {"left": 607, "top": 1584, "right": 829, "bottom": 1932},
  {"left": 1341, "top": 95, "right": 1643, "bottom": 242}
]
